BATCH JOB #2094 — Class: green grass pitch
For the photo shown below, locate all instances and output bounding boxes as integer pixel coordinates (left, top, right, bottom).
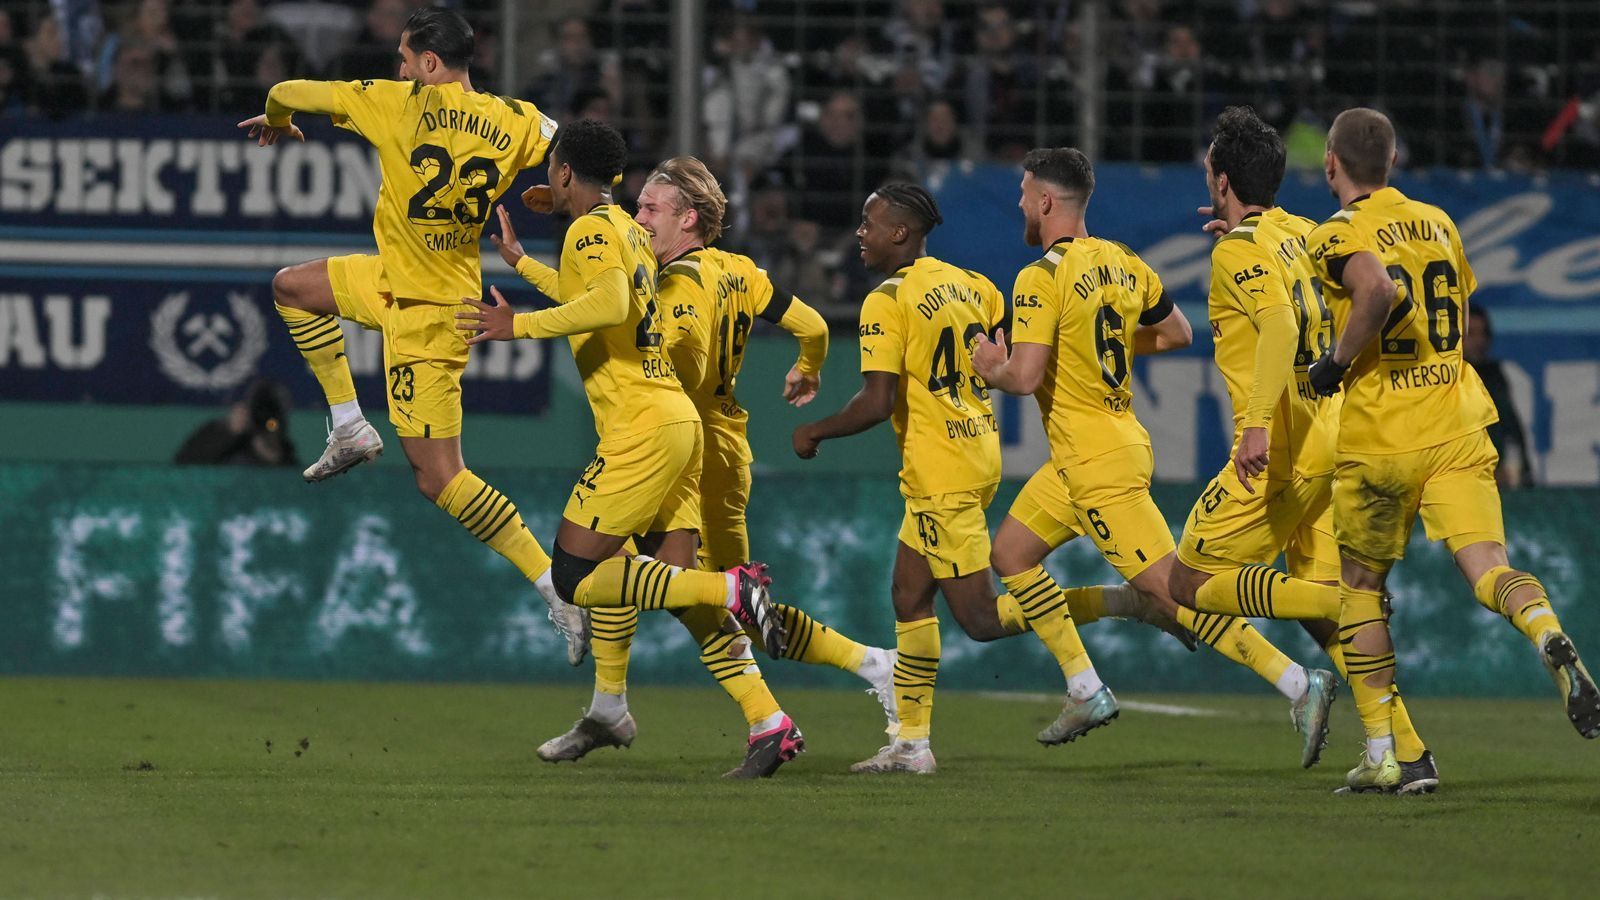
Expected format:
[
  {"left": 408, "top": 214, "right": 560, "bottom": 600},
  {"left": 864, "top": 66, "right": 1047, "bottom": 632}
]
[{"left": 3, "top": 677, "right": 1594, "bottom": 897}]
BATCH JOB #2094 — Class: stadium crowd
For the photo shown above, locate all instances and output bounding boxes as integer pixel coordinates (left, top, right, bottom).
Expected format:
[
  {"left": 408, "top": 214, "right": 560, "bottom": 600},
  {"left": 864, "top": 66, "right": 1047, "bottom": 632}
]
[{"left": 5, "top": 0, "right": 1599, "bottom": 311}]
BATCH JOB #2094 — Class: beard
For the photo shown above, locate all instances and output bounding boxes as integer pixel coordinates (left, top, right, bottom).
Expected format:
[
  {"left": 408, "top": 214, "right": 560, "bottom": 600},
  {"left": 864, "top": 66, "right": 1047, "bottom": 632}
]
[{"left": 1023, "top": 213, "right": 1041, "bottom": 247}]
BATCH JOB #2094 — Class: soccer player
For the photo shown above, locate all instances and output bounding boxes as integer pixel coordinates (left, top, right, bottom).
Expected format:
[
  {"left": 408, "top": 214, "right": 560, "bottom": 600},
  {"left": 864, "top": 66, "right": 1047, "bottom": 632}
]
[
  {"left": 1305, "top": 108, "right": 1600, "bottom": 793},
  {"left": 636, "top": 157, "right": 897, "bottom": 715},
  {"left": 1161, "top": 106, "right": 1367, "bottom": 769},
  {"left": 238, "top": 9, "right": 587, "bottom": 659},
  {"left": 795, "top": 184, "right": 1103, "bottom": 774},
  {"left": 456, "top": 121, "right": 793, "bottom": 777},
  {"left": 974, "top": 148, "right": 1327, "bottom": 747}
]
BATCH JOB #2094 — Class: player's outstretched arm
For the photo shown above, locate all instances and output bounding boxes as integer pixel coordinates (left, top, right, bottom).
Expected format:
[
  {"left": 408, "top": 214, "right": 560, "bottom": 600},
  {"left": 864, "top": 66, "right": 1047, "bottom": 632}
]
[
  {"left": 776, "top": 295, "right": 827, "bottom": 407},
  {"left": 972, "top": 330, "right": 1047, "bottom": 395},
  {"left": 238, "top": 80, "right": 342, "bottom": 145},
  {"left": 1309, "top": 250, "right": 1397, "bottom": 395},
  {"left": 792, "top": 372, "right": 896, "bottom": 458},
  {"left": 456, "top": 270, "right": 630, "bottom": 345}
]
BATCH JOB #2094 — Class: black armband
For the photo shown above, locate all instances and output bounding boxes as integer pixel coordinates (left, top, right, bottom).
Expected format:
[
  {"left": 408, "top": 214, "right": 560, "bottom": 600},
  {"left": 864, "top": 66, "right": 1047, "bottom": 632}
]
[
  {"left": 1323, "top": 254, "right": 1351, "bottom": 287},
  {"left": 759, "top": 284, "right": 796, "bottom": 324},
  {"left": 1138, "top": 291, "right": 1174, "bottom": 326}
]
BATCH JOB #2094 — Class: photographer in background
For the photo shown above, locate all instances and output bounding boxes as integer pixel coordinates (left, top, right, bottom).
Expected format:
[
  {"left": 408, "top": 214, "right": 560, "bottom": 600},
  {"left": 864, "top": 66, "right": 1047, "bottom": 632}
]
[
  {"left": 1465, "top": 306, "right": 1535, "bottom": 487},
  {"left": 175, "top": 379, "right": 299, "bottom": 467}
]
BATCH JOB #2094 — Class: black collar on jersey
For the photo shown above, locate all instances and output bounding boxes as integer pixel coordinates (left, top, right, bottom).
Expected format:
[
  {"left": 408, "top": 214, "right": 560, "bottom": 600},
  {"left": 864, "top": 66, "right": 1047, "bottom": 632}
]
[
  {"left": 659, "top": 246, "right": 705, "bottom": 268},
  {"left": 1240, "top": 210, "right": 1264, "bottom": 222},
  {"left": 1046, "top": 235, "right": 1076, "bottom": 251},
  {"left": 587, "top": 201, "right": 610, "bottom": 214},
  {"left": 1349, "top": 192, "right": 1373, "bottom": 205}
]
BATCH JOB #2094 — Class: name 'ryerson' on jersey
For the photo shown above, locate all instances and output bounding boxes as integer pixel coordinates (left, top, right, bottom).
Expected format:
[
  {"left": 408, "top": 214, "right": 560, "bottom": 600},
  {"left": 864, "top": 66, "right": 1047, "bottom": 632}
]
[
  {"left": 1010, "top": 236, "right": 1168, "bottom": 465},
  {"left": 1209, "top": 207, "right": 1339, "bottom": 479},
  {"left": 1307, "top": 186, "right": 1497, "bottom": 454},
  {"left": 858, "top": 256, "right": 1007, "bottom": 498},
  {"left": 324, "top": 79, "right": 554, "bottom": 303},
  {"left": 560, "top": 204, "right": 698, "bottom": 440}
]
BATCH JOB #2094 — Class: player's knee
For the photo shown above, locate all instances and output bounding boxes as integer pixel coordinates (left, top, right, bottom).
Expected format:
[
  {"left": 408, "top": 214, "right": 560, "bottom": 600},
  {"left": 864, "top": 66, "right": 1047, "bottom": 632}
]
[
  {"left": 272, "top": 265, "right": 306, "bottom": 307},
  {"left": 551, "top": 544, "right": 602, "bottom": 604},
  {"left": 949, "top": 603, "right": 1004, "bottom": 642},
  {"left": 412, "top": 468, "right": 449, "bottom": 503},
  {"left": 989, "top": 543, "right": 1031, "bottom": 579},
  {"left": 1166, "top": 563, "right": 1203, "bottom": 609}
]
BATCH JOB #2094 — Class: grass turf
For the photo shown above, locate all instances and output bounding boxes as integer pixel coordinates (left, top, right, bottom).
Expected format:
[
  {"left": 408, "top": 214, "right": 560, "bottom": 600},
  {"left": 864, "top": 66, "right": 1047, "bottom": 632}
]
[{"left": 2, "top": 677, "right": 1595, "bottom": 898}]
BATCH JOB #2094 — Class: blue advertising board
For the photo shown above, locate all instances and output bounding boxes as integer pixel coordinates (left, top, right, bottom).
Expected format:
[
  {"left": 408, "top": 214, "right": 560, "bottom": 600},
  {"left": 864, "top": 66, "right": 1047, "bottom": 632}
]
[{"left": 929, "top": 163, "right": 1600, "bottom": 485}]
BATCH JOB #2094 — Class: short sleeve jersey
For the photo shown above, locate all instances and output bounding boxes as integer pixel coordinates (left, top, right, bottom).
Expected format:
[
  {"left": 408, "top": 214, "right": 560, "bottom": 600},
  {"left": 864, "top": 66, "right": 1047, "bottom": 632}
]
[
  {"left": 1208, "top": 207, "right": 1339, "bottom": 479},
  {"left": 1306, "top": 186, "right": 1496, "bottom": 454},
  {"left": 659, "top": 246, "right": 794, "bottom": 466},
  {"left": 559, "top": 204, "right": 697, "bottom": 440},
  {"left": 857, "top": 256, "right": 1007, "bottom": 498},
  {"left": 1010, "top": 237, "right": 1166, "bottom": 466},
  {"left": 327, "top": 79, "right": 555, "bottom": 303}
]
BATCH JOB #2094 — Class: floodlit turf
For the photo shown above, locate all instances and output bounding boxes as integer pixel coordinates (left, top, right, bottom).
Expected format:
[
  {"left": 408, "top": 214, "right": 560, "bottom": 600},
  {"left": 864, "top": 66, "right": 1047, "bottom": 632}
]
[{"left": 2, "top": 678, "right": 1595, "bottom": 898}]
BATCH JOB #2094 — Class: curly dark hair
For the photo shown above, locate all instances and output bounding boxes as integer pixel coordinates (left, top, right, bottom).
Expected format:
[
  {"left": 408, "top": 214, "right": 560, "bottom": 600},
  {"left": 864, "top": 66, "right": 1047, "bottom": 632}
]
[
  {"left": 1209, "top": 106, "right": 1285, "bottom": 208},
  {"left": 551, "top": 119, "right": 628, "bottom": 186}
]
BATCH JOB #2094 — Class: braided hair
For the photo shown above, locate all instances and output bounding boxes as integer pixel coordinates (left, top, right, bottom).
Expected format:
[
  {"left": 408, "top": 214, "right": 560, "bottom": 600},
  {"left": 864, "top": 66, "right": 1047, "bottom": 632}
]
[{"left": 873, "top": 182, "right": 944, "bottom": 236}]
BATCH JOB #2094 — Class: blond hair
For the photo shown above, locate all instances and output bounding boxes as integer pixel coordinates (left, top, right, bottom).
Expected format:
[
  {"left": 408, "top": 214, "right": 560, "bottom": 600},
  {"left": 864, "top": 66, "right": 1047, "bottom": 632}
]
[{"left": 645, "top": 156, "right": 727, "bottom": 244}]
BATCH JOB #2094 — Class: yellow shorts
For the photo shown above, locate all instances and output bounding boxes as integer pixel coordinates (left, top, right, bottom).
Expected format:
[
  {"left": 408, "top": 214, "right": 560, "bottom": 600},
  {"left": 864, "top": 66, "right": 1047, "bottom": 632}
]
[
  {"left": 564, "top": 421, "right": 703, "bottom": 538},
  {"left": 699, "top": 455, "right": 752, "bottom": 571},
  {"left": 1177, "top": 468, "right": 1339, "bottom": 583},
  {"left": 1008, "top": 444, "right": 1174, "bottom": 581},
  {"left": 328, "top": 254, "right": 468, "bottom": 439},
  {"left": 898, "top": 484, "right": 997, "bottom": 580},
  {"left": 1334, "top": 430, "right": 1504, "bottom": 568}
]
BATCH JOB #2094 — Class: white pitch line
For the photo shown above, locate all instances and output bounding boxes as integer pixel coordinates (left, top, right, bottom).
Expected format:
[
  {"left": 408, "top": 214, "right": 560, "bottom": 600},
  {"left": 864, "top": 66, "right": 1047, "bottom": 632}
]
[{"left": 972, "top": 691, "right": 1234, "bottom": 717}]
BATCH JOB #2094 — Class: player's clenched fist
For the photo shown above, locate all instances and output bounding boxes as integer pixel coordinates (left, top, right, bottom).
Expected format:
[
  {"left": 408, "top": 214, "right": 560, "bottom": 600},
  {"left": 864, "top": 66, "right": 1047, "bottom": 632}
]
[{"left": 522, "top": 184, "right": 554, "bottom": 215}]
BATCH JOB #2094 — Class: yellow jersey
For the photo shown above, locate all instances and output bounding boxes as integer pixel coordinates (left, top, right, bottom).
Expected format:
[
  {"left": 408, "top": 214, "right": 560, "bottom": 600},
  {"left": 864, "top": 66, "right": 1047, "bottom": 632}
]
[
  {"left": 266, "top": 78, "right": 555, "bottom": 304},
  {"left": 555, "top": 205, "right": 698, "bottom": 440},
  {"left": 1307, "top": 186, "right": 1496, "bottom": 454},
  {"left": 1010, "top": 237, "right": 1167, "bottom": 466},
  {"left": 660, "top": 247, "right": 828, "bottom": 467},
  {"left": 1208, "top": 207, "right": 1339, "bottom": 479},
  {"left": 858, "top": 256, "right": 1006, "bottom": 498}
]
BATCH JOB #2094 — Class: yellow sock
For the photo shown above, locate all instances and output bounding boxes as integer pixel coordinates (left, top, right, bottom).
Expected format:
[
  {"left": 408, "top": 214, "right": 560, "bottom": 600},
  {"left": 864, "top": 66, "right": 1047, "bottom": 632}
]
[
  {"left": 573, "top": 556, "right": 728, "bottom": 610},
  {"left": 773, "top": 604, "right": 868, "bottom": 671},
  {"left": 276, "top": 303, "right": 356, "bottom": 405},
  {"left": 1339, "top": 582, "right": 1396, "bottom": 741},
  {"left": 1174, "top": 605, "right": 1293, "bottom": 685},
  {"left": 589, "top": 606, "right": 637, "bottom": 695},
  {"left": 434, "top": 469, "right": 552, "bottom": 581},
  {"left": 999, "top": 586, "right": 1102, "bottom": 628},
  {"left": 679, "top": 606, "right": 780, "bottom": 727},
  {"left": 894, "top": 618, "right": 940, "bottom": 740},
  {"left": 1473, "top": 566, "right": 1562, "bottom": 647},
  {"left": 999, "top": 566, "right": 1093, "bottom": 678},
  {"left": 1195, "top": 565, "right": 1340, "bottom": 620},
  {"left": 1390, "top": 688, "right": 1426, "bottom": 762}
]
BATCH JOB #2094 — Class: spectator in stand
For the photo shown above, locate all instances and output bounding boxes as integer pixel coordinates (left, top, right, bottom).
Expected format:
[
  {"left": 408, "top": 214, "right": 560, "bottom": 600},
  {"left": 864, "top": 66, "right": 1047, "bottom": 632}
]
[
  {"left": 962, "top": 2, "right": 1039, "bottom": 161},
  {"left": 1432, "top": 57, "right": 1542, "bottom": 170},
  {"left": 209, "top": 0, "right": 299, "bottom": 110},
  {"left": 703, "top": 18, "right": 791, "bottom": 178},
  {"left": 780, "top": 89, "right": 886, "bottom": 232},
  {"left": 20, "top": 12, "right": 88, "bottom": 118},
  {"left": 1465, "top": 306, "right": 1535, "bottom": 487},
  {"left": 175, "top": 380, "right": 299, "bottom": 468},
  {"left": 892, "top": 97, "right": 969, "bottom": 181},
  {"left": 95, "top": 0, "right": 191, "bottom": 110},
  {"left": 336, "top": 0, "right": 408, "bottom": 79},
  {"left": 882, "top": 0, "right": 960, "bottom": 93},
  {"left": 1135, "top": 24, "right": 1214, "bottom": 162},
  {"left": 526, "top": 16, "right": 606, "bottom": 120},
  {"left": 98, "top": 40, "right": 162, "bottom": 112},
  {"left": 1240, "top": 0, "right": 1322, "bottom": 129},
  {"left": 738, "top": 169, "right": 835, "bottom": 315}
]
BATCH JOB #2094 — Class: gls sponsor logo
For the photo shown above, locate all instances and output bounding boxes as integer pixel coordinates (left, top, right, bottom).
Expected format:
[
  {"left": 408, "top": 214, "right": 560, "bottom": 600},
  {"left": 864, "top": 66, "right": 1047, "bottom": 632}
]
[
  {"left": 859, "top": 323, "right": 884, "bottom": 338},
  {"left": 1232, "top": 264, "right": 1269, "bottom": 284}
]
